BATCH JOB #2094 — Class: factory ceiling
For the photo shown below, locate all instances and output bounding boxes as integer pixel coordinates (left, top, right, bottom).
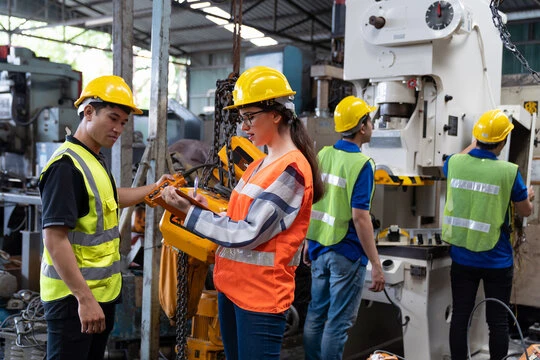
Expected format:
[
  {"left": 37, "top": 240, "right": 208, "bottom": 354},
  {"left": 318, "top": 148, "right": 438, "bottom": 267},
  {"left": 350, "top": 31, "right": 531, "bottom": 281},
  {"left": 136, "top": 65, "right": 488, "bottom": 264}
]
[{"left": 0, "top": 0, "right": 538, "bottom": 60}]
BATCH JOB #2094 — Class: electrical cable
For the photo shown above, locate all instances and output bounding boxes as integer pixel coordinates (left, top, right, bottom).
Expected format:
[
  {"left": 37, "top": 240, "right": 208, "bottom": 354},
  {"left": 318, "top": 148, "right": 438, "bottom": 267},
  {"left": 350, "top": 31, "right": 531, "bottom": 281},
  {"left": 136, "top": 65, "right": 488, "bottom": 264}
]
[
  {"left": 383, "top": 288, "right": 410, "bottom": 327},
  {"left": 473, "top": 25, "right": 497, "bottom": 108},
  {"left": 15, "top": 106, "right": 50, "bottom": 127},
  {"left": 466, "top": 297, "right": 528, "bottom": 360},
  {"left": 0, "top": 294, "right": 46, "bottom": 351}
]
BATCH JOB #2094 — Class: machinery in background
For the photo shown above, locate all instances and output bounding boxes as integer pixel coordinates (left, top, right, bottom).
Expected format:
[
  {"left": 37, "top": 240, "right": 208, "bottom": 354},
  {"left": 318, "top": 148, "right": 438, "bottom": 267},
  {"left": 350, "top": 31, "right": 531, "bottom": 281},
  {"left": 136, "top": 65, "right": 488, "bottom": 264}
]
[
  {"left": 0, "top": 291, "right": 47, "bottom": 360},
  {"left": 186, "top": 290, "right": 223, "bottom": 360},
  {"left": 0, "top": 46, "right": 81, "bottom": 294},
  {"left": 301, "top": 1, "right": 537, "bottom": 359}
]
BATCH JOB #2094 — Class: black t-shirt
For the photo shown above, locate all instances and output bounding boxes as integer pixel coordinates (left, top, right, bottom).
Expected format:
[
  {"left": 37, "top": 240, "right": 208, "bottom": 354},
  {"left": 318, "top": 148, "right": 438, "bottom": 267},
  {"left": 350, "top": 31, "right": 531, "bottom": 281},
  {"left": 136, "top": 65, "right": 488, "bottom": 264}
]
[{"left": 39, "top": 136, "right": 118, "bottom": 229}]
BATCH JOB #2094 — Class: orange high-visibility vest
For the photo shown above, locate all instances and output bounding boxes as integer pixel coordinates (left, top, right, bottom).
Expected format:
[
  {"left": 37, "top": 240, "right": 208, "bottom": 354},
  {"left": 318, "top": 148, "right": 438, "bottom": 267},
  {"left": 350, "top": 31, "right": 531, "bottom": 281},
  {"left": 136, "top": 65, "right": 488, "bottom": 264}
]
[{"left": 213, "top": 150, "right": 313, "bottom": 313}]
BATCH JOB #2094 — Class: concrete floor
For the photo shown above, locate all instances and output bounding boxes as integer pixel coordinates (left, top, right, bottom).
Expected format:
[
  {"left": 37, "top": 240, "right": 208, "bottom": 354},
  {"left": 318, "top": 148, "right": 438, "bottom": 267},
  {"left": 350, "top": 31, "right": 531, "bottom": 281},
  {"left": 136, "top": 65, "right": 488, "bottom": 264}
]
[
  {"left": 471, "top": 339, "right": 529, "bottom": 360},
  {"left": 280, "top": 335, "right": 530, "bottom": 360}
]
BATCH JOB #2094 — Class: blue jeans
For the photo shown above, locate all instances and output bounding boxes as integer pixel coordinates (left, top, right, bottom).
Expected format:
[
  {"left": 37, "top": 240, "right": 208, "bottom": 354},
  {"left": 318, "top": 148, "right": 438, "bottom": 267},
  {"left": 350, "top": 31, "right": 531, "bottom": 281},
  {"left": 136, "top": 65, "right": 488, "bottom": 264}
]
[
  {"left": 303, "top": 251, "right": 367, "bottom": 360},
  {"left": 449, "top": 262, "right": 513, "bottom": 360},
  {"left": 218, "top": 292, "right": 287, "bottom": 360}
]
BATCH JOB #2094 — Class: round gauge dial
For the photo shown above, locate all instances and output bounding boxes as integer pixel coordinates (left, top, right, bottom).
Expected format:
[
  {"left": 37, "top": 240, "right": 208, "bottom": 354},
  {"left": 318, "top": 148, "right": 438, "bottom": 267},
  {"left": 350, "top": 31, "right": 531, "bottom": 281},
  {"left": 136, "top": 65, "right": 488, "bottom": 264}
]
[{"left": 425, "top": 1, "right": 455, "bottom": 30}]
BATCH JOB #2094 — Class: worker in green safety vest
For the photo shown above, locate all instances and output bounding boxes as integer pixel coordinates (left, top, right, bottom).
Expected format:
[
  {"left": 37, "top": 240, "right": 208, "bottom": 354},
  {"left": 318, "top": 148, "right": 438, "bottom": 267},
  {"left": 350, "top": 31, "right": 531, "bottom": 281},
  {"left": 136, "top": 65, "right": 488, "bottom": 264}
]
[
  {"left": 442, "top": 109, "right": 535, "bottom": 360},
  {"left": 303, "top": 95, "right": 385, "bottom": 360}
]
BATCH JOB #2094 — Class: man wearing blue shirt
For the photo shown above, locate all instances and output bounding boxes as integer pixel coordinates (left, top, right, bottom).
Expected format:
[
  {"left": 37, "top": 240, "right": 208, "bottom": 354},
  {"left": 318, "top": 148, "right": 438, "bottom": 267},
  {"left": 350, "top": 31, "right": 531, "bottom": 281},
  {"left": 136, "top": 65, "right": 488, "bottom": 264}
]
[
  {"left": 303, "top": 96, "right": 385, "bottom": 360},
  {"left": 442, "top": 109, "right": 535, "bottom": 360}
]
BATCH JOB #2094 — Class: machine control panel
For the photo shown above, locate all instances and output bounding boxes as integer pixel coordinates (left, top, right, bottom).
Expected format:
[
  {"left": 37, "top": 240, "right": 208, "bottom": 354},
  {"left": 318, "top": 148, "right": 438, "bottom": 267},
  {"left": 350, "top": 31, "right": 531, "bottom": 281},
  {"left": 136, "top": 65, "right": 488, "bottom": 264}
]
[{"left": 360, "top": 0, "right": 467, "bottom": 46}]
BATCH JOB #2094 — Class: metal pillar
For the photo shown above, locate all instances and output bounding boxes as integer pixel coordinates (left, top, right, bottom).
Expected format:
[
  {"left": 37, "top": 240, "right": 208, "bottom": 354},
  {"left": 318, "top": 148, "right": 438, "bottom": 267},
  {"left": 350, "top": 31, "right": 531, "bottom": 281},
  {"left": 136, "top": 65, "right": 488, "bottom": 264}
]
[
  {"left": 20, "top": 231, "right": 41, "bottom": 292},
  {"left": 140, "top": 0, "right": 171, "bottom": 358},
  {"left": 113, "top": 0, "right": 135, "bottom": 256}
]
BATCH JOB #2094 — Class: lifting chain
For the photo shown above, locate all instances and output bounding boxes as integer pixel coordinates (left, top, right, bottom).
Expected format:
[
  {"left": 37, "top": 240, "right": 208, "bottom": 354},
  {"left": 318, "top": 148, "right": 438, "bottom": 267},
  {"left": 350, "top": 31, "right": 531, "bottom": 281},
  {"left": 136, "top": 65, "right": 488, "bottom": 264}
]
[
  {"left": 201, "top": 76, "right": 239, "bottom": 190},
  {"left": 224, "top": 99, "right": 239, "bottom": 189},
  {"left": 201, "top": 0, "right": 243, "bottom": 191},
  {"left": 490, "top": 0, "right": 540, "bottom": 82},
  {"left": 175, "top": 251, "right": 189, "bottom": 360}
]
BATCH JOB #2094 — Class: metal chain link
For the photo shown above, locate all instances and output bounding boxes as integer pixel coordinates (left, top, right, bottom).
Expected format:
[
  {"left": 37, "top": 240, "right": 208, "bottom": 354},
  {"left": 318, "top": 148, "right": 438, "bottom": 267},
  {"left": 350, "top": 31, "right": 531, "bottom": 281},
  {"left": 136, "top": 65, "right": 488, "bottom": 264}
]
[
  {"left": 175, "top": 250, "right": 189, "bottom": 360},
  {"left": 202, "top": 76, "right": 239, "bottom": 190},
  {"left": 490, "top": 0, "right": 540, "bottom": 82},
  {"left": 225, "top": 109, "right": 238, "bottom": 188}
]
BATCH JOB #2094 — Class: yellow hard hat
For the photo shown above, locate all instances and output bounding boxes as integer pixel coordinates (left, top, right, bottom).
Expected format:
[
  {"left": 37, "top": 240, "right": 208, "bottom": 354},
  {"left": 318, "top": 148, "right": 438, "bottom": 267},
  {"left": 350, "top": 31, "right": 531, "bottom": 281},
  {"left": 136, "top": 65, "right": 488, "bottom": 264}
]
[
  {"left": 74, "top": 75, "right": 142, "bottom": 115},
  {"left": 473, "top": 109, "right": 514, "bottom": 143},
  {"left": 224, "top": 66, "right": 296, "bottom": 110},
  {"left": 334, "top": 96, "right": 377, "bottom": 133}
]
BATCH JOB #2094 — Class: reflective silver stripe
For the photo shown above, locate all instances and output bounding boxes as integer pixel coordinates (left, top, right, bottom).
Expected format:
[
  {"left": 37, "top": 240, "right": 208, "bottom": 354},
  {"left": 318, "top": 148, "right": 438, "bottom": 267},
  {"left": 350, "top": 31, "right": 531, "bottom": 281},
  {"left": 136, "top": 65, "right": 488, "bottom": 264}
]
[
  {"left": 217, "top": 246, "right": 302, "bottom": 267},
  {"left": 67, "top": 228, "right": 120, "bottom": 247},
  {"left": 288, "top": 245, "right": 303, "bottom": 266},
  {"left": 321, "top": 173, "right": 346, "bottom": 188},
  {"left": 239, "top": 182, "right": 264, "bottom": 199},
  {"left": 41, "top": 260, "right": 121, "bottom": 281},
  {"left": 56, "top": 148, "right": 105, "bottom": 233},
  {"left": 444, "top": 216, "right": 491, "bottom": 233},
  {"left": 217, "top": 247, "right": 275, "bottom": 266},
  {"left": 450, "top": 179, "right": 500, "bottom": 195},
  {"left": 311, "top": 210, "right": 335, "bottom": 226}
]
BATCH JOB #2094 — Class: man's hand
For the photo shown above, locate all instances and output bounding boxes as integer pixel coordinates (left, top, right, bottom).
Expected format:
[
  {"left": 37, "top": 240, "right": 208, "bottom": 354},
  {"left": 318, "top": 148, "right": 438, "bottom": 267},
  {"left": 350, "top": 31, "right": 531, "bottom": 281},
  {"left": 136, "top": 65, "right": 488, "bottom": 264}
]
[
  {"left": 369, "top": 265, "right": 385, "bottom": 292},
  {"left": 43, "top": 226, "right": 107, "bottom": 334},
  {"left": 155, "top": 174, "right": 175, "bottom": 189},
  {"left": 78, "top": 295, "right": 106, "bottom": 334},
  {"left": 302, "top": 240, "right": 311, "bottom": 266}
]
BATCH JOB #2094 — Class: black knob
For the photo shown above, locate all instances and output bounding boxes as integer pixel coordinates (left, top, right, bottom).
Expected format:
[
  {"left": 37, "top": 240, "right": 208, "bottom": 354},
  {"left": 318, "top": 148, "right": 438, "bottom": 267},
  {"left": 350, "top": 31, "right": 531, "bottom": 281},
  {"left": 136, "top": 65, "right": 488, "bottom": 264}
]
[{"left": 369, "top": 16, "right": 386, "bottom": 29}]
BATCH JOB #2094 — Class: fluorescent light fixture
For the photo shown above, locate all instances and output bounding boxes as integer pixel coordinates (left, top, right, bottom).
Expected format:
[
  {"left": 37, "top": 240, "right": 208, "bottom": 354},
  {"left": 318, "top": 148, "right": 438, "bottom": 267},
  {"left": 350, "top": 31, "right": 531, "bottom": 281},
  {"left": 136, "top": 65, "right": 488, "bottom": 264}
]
[
  {"left": 250, "top": 37, "right": 278, "bottom": 47},
  {"left": 84, "top": 16, "right": 114, "bottom": 27},
  {"left": 190, "top": 2, "right": 211, "bottom": 9},
  {"left": 203, "top": 7, "right": 230, "bottom": 19},
  {"left": 224, "top": 24, "right": 264, "bottom": 39},
  {"left": 206, "top": 15, "right": 229, "bottom": 26}
]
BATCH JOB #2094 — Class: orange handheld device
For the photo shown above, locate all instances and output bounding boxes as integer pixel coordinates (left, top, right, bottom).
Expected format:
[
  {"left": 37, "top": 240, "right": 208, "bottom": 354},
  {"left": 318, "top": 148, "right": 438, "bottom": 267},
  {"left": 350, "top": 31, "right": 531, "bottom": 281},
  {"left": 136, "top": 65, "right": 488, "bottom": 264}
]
[{"left": 144, "top": 173, "right": 187, "bottom": 208}]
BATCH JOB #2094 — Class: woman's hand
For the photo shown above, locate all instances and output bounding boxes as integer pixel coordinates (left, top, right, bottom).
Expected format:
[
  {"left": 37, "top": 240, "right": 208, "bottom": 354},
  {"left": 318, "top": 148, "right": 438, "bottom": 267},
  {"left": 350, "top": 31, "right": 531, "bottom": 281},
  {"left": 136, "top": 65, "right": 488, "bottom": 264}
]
[
  {"left": 161, "top": 186, "right": 192, "bottom": 213},
  {"left": 189, "top": 189, "right": 209, "bottom": 208}
]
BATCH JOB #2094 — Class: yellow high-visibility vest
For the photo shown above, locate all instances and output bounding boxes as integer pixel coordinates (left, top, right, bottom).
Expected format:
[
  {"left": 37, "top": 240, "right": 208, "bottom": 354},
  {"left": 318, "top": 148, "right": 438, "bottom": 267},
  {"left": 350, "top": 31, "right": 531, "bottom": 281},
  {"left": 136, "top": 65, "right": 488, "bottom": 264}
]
[{"left": 40, "top": 141, "right": 122, "bottom": 302}]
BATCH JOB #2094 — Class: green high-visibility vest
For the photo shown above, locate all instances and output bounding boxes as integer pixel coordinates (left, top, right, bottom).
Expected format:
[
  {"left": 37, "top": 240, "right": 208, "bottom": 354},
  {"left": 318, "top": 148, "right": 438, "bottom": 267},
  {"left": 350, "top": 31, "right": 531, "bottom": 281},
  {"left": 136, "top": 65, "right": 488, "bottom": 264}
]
[
  {"left": 40, "top": 141, "right": 122, "bottom": 302},
  {"left": 307, "top": 146, "right": 374, "bottom": 246},
  {"left": 442, "top": 154, "right": 518, "bottom": 252}
]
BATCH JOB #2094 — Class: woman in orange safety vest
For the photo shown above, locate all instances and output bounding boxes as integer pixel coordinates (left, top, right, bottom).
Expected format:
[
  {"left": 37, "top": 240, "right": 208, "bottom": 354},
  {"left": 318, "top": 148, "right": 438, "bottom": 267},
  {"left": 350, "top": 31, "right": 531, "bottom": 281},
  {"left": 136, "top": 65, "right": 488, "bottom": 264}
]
[{"left": 161, "top": 66, "right": 324, "bottom": 359}]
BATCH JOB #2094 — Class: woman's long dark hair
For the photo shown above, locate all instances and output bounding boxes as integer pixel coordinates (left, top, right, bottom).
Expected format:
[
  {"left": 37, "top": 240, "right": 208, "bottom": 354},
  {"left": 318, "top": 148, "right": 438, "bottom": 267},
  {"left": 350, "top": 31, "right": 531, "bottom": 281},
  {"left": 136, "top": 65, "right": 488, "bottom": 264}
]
[
  {"left": 288, "top": 114, "right": 324, "bottom": 203},
  {"left": 255, "top": 101, "right": 324, "bottom": 203}
]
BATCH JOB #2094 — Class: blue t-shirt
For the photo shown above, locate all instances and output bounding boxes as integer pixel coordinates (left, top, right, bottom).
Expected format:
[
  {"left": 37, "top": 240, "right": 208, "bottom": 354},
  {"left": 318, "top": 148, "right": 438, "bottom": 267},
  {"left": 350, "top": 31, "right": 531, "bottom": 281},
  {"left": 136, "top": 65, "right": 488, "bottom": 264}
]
[
  {"left": 443, "top": 148, "right": 528, "bottom": 268},
  {"left": 307, "top": 139, "right": 373, "bottom": 264}
]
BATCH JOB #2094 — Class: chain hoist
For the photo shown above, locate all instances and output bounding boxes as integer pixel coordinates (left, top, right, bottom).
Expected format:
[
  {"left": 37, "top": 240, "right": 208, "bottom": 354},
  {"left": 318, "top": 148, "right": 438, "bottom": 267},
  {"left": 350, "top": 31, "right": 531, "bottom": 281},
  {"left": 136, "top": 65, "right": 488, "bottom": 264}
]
[{"left": 490, "top": 0, "right": 540, "bottom": 82}]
